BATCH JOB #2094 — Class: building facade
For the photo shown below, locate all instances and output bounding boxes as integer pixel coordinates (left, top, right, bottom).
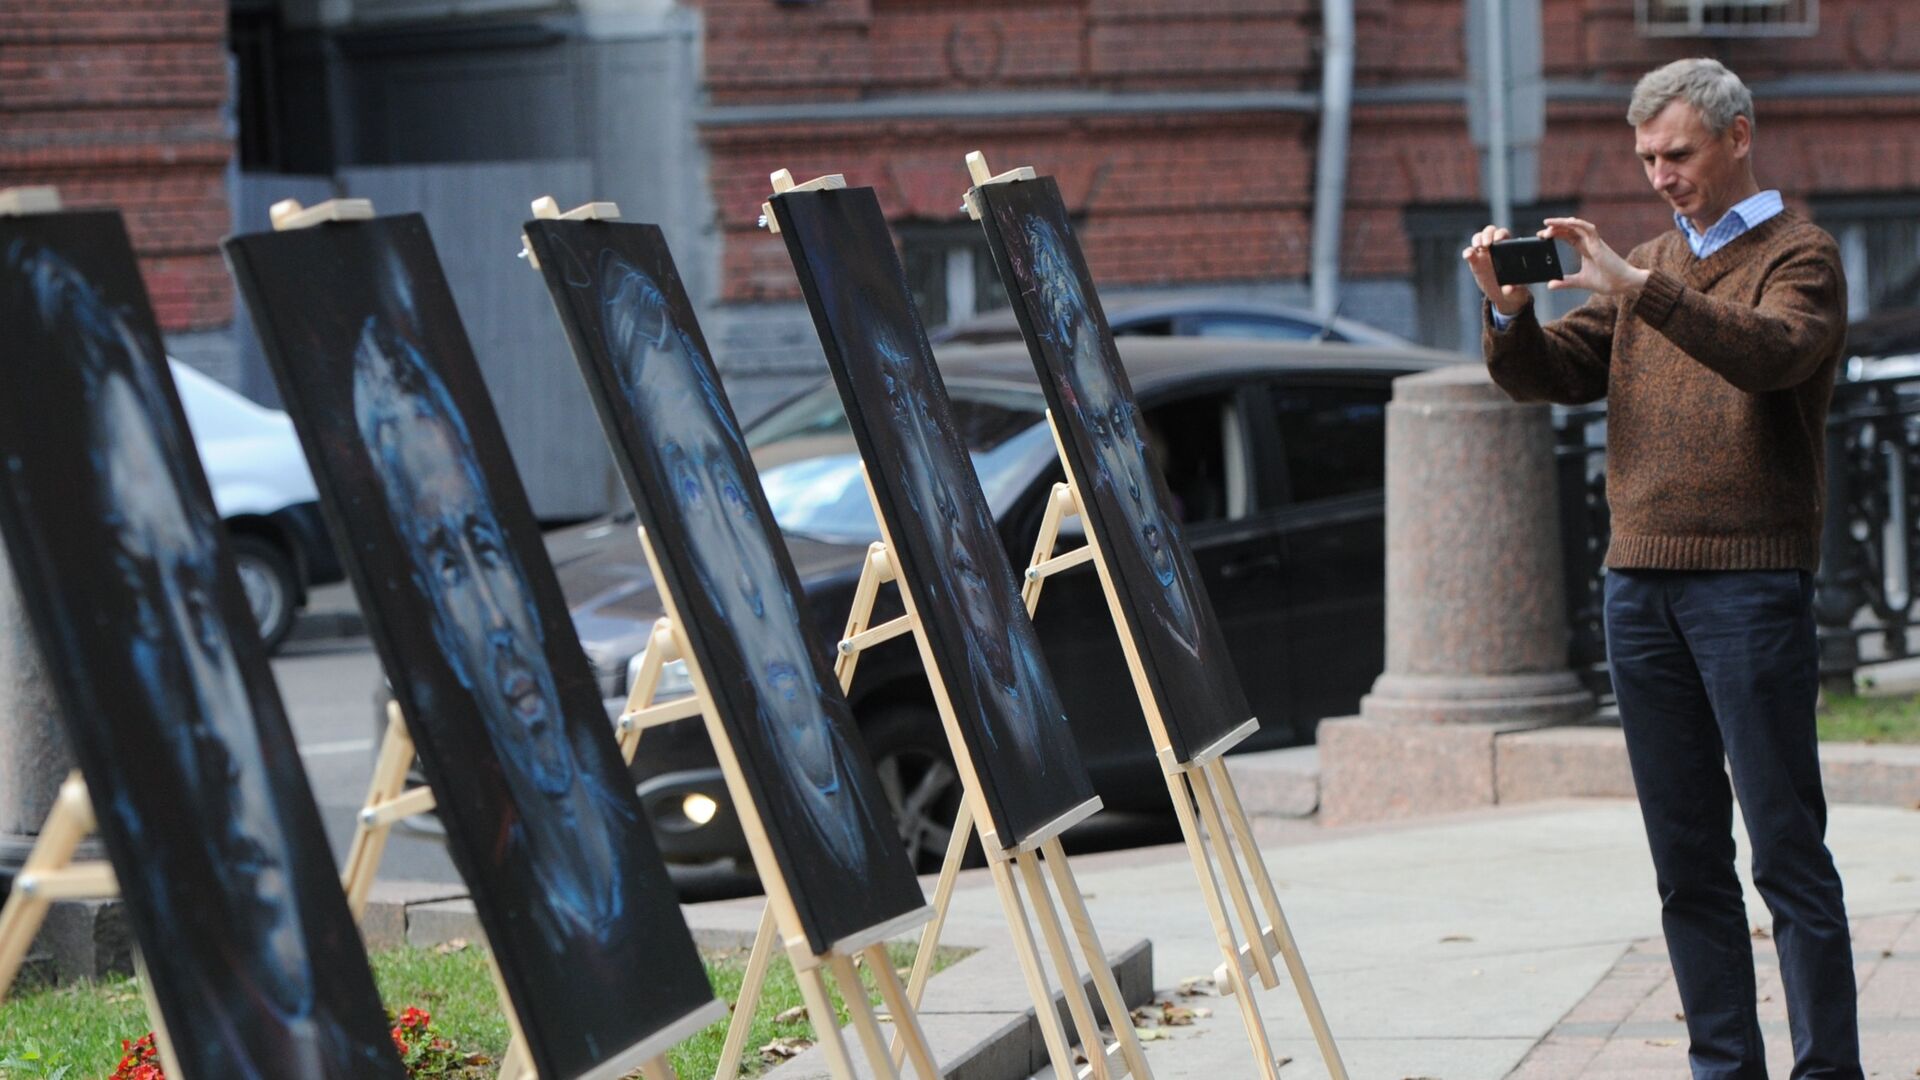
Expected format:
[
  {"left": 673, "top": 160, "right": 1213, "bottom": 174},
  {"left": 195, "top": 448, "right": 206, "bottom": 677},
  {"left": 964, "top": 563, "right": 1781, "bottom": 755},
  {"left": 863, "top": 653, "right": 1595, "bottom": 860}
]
[{"left": 2, "top": 0, "right": 232, "bottom": 335}]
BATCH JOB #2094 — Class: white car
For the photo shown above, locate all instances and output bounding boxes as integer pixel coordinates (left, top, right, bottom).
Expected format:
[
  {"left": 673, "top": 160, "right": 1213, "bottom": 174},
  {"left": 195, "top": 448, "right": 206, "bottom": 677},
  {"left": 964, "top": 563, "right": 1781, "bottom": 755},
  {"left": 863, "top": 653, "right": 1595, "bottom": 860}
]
[{"left": 170, "top": 359, "right": 342, "bottom": 651}]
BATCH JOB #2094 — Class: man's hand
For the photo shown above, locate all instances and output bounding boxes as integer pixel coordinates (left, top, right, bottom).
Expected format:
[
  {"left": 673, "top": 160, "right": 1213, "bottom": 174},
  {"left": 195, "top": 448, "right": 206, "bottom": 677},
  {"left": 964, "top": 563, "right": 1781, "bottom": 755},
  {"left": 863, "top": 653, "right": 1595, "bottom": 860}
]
[
  {"left": 1462, "top": 225, "right": 1533, "bottom": 318},
  {"left": 1539, "top": 218, "right": 1651, "bottom": 297}
]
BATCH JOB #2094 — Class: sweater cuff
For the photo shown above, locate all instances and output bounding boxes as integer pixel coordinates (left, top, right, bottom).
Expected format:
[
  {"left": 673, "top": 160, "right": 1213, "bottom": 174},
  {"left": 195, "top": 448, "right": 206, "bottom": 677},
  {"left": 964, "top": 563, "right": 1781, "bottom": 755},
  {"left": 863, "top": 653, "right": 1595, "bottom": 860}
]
[{"left": 1634, "top": 268, "right": 1685, "bottom": 328}]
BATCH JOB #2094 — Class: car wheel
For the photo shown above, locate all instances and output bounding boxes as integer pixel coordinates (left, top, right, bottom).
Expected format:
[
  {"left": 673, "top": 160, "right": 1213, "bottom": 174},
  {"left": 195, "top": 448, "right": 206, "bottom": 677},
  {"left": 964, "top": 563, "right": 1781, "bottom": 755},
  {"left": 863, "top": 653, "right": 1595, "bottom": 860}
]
[
  {"left": 231, "top": 534, "right": 299, "bottom": 653},
  {"left": 863, "top": 703, "right": 966, "bottom": 871}
]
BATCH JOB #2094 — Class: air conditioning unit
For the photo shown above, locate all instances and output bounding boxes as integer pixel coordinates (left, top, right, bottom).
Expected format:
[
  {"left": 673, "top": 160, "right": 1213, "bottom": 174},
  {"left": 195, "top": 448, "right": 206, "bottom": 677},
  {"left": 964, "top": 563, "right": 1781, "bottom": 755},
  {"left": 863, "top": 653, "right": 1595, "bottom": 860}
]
[{"left": 1637, "top": 0, "right": 1817, "bottom": 37}]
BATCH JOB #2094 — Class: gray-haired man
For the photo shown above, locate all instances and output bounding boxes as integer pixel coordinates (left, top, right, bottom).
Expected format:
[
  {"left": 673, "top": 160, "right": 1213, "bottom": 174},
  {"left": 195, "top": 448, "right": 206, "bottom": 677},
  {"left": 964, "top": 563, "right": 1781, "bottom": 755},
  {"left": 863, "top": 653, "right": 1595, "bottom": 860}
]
[{"left": 1463, "top": 59, "right": 1861, "bottom": 1080}]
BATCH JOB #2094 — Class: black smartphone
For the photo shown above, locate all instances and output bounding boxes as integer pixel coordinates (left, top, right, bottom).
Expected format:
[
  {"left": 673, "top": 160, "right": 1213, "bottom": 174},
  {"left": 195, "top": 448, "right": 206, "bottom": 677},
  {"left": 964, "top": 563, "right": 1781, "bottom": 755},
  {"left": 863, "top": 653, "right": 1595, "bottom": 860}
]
[{"left": 1489, "top": 237, "right": 1565, "bottom": 286}]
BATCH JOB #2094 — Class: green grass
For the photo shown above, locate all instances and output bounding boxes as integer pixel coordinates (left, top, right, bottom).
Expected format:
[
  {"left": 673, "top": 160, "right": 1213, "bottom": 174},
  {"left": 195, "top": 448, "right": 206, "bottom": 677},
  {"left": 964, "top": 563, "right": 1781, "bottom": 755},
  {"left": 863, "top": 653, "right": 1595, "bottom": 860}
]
[
  {"left": 0, "top": 940, "right": 967, "bottom": 1079},
  {"left": 1818, "top": 691, "right": 1920, "bottom": 744}
]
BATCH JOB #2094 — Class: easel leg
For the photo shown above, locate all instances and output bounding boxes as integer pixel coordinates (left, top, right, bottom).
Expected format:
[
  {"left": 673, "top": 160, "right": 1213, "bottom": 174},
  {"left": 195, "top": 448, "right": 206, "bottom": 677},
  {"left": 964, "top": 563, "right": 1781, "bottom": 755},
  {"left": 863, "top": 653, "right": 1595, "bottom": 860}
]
[
  {"left": 341, "top": 703, "right": 416, "bottom": 920},
  {"left": 1164, "top": 768, "right": 1283, "bottom": 1080},
  {"left": 1016, "top": 852, "right": 1113, "bottom": 1080},
  {"left": 795, "top": 963, "right": 859, "bottom": 1080},
  {"left": 888, "top": 800, "right": 974, "bottom": 1067},
  {"left": 639, "top": 1056, "right": 676, "bottom": 1080},
  {"left": 0, "top": 772, "right": 94, "bottom": 1003},
  {"left": 131, "top": 947, "right": 186, "bottom": 1080},
  {"left": 831, "top": 952, "right": 901, "bottom": 1080},
  {"left": 867, "top": 944, "right": 940, "bottom": 1080},
  {"left": 714, "top": 903, "right": 779, "bottom": 1080},
  {"left": 987, "top": 854, "right": 1077, "bottom": 1076},
  {"left": 485, "top": 944, "right": 537, "bottom": 1080},
  {"left": 1202, "top": 762, "right": 1348, "bottom": 1080},
  {"left": 1041, "top": 838, "right": 1152, "bottom": 1079},
  {"left": 1189, "top": 768, "right": 1280, "bottom": 991}
]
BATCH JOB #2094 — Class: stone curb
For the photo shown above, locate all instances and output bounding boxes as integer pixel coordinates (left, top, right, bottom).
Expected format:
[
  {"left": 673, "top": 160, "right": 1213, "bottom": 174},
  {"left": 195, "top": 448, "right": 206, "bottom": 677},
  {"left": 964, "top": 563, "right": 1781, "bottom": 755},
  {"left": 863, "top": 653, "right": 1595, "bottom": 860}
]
[
  {"left": 1313, "top": 717, "right": 1920, "bottom": 827},
  {"left": 286, "top": 607, "right": 366, "bottom": 644},
  {"left": 363, "top": 881, "right": 1156, "bottom": 1080}
]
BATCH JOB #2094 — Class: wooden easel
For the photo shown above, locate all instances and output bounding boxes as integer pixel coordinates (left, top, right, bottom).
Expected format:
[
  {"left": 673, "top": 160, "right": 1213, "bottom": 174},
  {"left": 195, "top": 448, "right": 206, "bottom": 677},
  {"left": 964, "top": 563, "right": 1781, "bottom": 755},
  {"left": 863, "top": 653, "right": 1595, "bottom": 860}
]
[
  {"left": 838, "top": 465, "right": 1152, "bottom": 1080},
  {"left": 0, "top": 183, "right": 185, "bottom": 1075},
  {"left": 0, "top": 772, "right": 187, "bottom": 1079},
  {"left": 617, "top": 524, "right": 941, "bottom": 1080},
  {"left": 515, "top": 197, "right": 941, "bottom": 1080},
  {"left": 1020, "top": 424, "right": 1348, "bottom": 1080},
  {"left": 960, "top": 153, "right": 1347, "bottom": 1078}
]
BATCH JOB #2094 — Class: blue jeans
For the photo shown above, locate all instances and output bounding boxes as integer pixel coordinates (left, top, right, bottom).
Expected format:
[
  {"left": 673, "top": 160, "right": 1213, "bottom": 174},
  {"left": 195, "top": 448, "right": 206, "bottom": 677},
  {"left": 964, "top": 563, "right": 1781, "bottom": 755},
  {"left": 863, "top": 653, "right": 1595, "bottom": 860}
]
[{"left": 1603, "top": 568, "right": 1860, "bottom": 1080}]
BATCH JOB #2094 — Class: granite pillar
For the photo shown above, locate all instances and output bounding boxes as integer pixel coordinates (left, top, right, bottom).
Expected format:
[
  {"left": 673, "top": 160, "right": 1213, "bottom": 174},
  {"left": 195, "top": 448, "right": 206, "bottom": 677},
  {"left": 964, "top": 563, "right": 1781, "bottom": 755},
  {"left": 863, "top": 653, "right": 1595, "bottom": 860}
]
[{"left": 1321, "top": 363, "right": 1595, "bottom": 825}]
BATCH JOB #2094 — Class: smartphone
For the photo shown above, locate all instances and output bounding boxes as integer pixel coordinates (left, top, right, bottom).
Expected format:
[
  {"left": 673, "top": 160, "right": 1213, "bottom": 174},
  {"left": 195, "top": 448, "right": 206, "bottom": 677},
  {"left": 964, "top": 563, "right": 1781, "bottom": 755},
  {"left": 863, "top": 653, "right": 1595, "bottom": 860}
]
[{"left": 1489, "top": 237, "right": 1565, "bottom": 286}]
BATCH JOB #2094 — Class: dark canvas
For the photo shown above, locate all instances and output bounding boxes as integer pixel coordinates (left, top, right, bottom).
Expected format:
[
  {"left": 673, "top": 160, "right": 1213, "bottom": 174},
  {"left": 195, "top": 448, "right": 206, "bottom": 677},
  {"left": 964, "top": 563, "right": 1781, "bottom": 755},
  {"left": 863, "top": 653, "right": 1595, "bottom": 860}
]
[
  {"left": 0, "top": 212, "right": 405, "bottom": 1079},
  {"left": 971, "top": 178, "right": 1253, "bottom": 764},
  {"left": 521, "top": 220, "right": 925, "bottom": 955},
  {"left": 768, "top": 189, "right": 1100, "bottom": 847},
  {"left": 223, "top": 216, "right": 715, "bottom": 1080}
]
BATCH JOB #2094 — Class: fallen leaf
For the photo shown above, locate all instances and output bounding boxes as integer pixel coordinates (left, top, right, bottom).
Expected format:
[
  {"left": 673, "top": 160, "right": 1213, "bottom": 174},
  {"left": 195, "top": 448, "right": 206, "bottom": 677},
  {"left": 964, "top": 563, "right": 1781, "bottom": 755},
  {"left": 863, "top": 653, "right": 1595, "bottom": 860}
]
[
  {"left": 1135, "top": 1027, "right": 1171, "bottom": 1041},
  {"left": 1646, "top": 1038, "right": 1678, "bottom": 1047},
  {"left": 1274, "top": 1055, "right": 1292, "bottom": 1069},
  {"left": 433, "top": 938, "right": 470, "bottom": 954},
  {"left": 1752, "top": 926, "right": 1771, "bottom": 940},
  {"left": 1439, "top": 934, "right": 1475, "bottom": 944},
  {"left": 774, "top": 1005, "right": 808, "bottom": 1025},
  {"left": 758, "top": 1036, "right": 813, "bottom": 1062},
  {"left": 1673, "top": 1012, "right": 1685, "bottom": 1022},
  {"left": 1177, "top": 975, "right": 1216, "bottom": 997}
]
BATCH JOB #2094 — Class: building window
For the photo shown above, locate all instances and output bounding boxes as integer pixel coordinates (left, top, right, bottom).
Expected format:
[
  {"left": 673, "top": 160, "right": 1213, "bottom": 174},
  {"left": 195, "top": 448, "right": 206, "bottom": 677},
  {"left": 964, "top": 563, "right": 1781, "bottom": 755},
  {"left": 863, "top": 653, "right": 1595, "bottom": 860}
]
[
  {"left": 1816, "top": 197, "right": 1920, "bottom": 318},
  {"left": 1405, "top": 203, "right": 1583, "bottom": 353},
  {"left": 898, "top": 224, "right": 1010, "bottom": 332},
  {"left": 1635, "top": 0, "right": 1817, "bottom": 38}
]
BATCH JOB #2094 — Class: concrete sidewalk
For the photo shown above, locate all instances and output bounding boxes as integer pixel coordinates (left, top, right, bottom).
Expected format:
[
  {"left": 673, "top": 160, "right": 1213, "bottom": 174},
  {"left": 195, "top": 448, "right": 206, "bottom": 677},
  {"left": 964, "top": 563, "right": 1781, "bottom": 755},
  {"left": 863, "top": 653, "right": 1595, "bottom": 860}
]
[{"left": 723, "top": 797, "right": 1918, "bottom": 1079}]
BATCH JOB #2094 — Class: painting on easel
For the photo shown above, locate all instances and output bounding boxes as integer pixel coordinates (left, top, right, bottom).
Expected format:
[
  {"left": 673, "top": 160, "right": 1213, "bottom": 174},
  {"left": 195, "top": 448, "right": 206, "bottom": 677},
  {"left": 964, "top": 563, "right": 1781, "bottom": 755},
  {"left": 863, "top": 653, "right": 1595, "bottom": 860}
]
[
  {"left": 522, "top": 219, "right": 925, "bottom": 954},
  {"left": 0, "top": 211, "right": 406, "bottom": 1077},
  {"left": 972, "top": 178, "right": 1253, "bottom": 764},
  {"left": 225, "top": 215, "right": 716, "bottom": 1080},
  {"left": 769, "top": 187, "right": 1101, "bottom": 848}
]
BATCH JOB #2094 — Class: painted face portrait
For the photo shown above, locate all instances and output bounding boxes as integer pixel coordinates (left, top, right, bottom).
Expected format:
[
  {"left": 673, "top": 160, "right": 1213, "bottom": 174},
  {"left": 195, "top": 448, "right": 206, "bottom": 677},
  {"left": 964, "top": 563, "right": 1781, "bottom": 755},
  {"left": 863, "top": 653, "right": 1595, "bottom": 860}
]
[
  {"left": 598, "top": 251, "right": 872, "bottom": 869},
  {"left": 1022, "top": 218, "right": 1199, "bottom": 653},
  {"left": 15, "top": 241, "right": 325, "bottom": 1058},
  {"left": 352, "top": 297, "right": 627, "bottom": 945},
  {"left": 870, "top": 333, "right": 1049, "bottom": 763}
]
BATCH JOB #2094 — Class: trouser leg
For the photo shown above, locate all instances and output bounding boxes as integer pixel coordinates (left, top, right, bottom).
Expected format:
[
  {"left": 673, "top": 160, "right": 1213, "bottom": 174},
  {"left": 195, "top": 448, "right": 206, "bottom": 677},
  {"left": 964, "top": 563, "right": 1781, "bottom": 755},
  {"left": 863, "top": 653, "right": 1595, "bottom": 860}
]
[
  {"left": 1674, "top": 570, "right": 1860, "bottom": 1080},
  {"left": 1605, "top": 569, "right": 1766, "bottom": 1080}
]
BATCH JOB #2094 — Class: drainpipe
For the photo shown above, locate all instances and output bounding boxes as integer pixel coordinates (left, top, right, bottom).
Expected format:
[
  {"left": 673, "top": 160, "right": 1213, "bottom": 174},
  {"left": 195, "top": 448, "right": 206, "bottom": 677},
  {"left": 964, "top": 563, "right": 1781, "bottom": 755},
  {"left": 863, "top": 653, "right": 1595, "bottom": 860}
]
[
  {"left": 1483, "top": 0, "right": 1514, "bottom": 230},
  {"left": 1311, "top": 0, "right": 1355, "bottom": 326}
]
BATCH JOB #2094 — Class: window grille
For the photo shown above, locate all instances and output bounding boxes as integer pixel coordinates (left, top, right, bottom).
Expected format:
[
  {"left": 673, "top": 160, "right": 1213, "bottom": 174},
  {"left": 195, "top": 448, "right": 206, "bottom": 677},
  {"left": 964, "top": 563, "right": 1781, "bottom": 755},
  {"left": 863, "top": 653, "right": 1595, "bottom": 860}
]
[{"left": 1636, "top": 0, "right": 1817, "bottom": 38}]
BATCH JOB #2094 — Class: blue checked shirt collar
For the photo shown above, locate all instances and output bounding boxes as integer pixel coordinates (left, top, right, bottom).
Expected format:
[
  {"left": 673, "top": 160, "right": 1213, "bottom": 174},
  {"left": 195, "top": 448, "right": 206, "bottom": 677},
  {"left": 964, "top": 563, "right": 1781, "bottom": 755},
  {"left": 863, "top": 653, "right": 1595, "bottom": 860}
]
[{"left": 1677, "top": 189, "right": 1783, "bottom": 259}]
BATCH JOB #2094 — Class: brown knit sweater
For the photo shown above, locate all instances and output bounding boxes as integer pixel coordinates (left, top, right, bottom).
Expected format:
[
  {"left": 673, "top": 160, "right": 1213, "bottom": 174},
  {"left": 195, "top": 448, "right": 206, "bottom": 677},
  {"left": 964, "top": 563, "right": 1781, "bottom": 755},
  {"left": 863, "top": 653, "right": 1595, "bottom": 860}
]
[{"left": 1484, "top": 209, "right": 1848, "bottom": 572}]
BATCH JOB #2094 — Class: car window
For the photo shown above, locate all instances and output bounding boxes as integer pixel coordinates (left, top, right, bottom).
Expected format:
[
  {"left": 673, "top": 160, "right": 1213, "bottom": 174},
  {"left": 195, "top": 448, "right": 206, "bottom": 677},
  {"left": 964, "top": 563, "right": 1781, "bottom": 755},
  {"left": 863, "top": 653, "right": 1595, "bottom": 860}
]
[
  {"left": 1183, "top": 316, "right": 1326, "bottom": 342},
  {"left": 1268, "top": 382, "right": 1391, "bottom": 505},
  {"left": 1141, "top": 390, "right": 1250, "bottom": 527},
  {"left": 745, "top": 383, "right": 1052, "bottom": 543}
]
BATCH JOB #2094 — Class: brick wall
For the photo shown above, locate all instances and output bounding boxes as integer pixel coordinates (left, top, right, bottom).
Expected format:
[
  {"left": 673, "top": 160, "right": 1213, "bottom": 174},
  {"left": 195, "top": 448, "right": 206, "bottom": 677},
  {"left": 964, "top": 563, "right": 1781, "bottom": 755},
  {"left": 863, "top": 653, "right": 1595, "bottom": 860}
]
[
  {"left": 1, "top": 1, "right": 233, "bottom": 331},
  {"left": 698, "top": 0, "right": 1920, "bottom": 303}
]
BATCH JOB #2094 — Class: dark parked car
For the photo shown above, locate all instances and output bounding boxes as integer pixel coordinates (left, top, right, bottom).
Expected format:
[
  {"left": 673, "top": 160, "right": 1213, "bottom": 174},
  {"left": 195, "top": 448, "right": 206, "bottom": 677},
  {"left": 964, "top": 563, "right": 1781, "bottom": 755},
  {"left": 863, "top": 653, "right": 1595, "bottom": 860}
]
[
  {"left": 930, "top": 300, "right": 1410, "bottom": 348},
  {"left": 547, "top": 337, "right": 1461, "bottom": 872}
]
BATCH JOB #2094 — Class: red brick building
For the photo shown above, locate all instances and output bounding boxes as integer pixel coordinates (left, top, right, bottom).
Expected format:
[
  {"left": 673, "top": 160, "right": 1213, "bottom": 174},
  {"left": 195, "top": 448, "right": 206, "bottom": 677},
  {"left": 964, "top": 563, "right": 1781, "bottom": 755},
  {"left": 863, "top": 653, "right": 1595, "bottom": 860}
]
[
  {"left": 692, "top": 0, "right": 1920, "bottom": 352},
  {"left": 1, "top": 0, "right": 233, "bottom": 333}
]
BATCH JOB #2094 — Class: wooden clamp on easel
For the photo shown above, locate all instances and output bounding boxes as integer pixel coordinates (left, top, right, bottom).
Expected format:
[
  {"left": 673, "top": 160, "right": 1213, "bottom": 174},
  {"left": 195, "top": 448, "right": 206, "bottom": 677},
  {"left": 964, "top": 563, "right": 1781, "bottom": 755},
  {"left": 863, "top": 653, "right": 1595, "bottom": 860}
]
[
  {"left": 616, "top": 524, "right": 941, "bottom": 1080},
  {"left": 0, "top": 184, "right": 184, "bottom": 1076},
  {"left": 960, "top": 152, "right": 1348, "bottom": 1080},
  {"left": 834, "top": 465, "right": 1151, "bottom": 1080},
  {"left": 758, "top": 169, "right": 845, "bottom": 234},
  {"left": 519, "top": 196, "right": 622, "bottom": 269}
]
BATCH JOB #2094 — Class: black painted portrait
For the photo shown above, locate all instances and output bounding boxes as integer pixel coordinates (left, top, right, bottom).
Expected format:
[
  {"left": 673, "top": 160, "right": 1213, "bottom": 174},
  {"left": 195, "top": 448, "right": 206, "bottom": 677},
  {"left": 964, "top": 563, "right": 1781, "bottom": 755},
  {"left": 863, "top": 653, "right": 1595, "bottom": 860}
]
[
  {"left": 0, "top": 211, "right": 405, "bottom": 1078},
  {"left": 770, "top": 187, "right": 1101, "bottom": 847}
]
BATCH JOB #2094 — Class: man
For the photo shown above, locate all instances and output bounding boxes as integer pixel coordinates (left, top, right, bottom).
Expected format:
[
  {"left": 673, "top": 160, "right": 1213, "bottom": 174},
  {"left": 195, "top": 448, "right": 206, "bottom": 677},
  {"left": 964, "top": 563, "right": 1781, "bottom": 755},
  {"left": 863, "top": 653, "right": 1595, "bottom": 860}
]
[{"left": 1463, "top": 58, "right": 1859, "bottom": 1080}]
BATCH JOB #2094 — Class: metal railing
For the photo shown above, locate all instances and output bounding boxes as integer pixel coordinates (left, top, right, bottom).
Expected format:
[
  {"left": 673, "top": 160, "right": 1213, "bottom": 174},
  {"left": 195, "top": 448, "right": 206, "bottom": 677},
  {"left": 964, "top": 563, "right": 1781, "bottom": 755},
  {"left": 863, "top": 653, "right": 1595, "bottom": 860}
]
[{"left": 1554, "top": 369, "right": 1920, "bottom": 698}]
